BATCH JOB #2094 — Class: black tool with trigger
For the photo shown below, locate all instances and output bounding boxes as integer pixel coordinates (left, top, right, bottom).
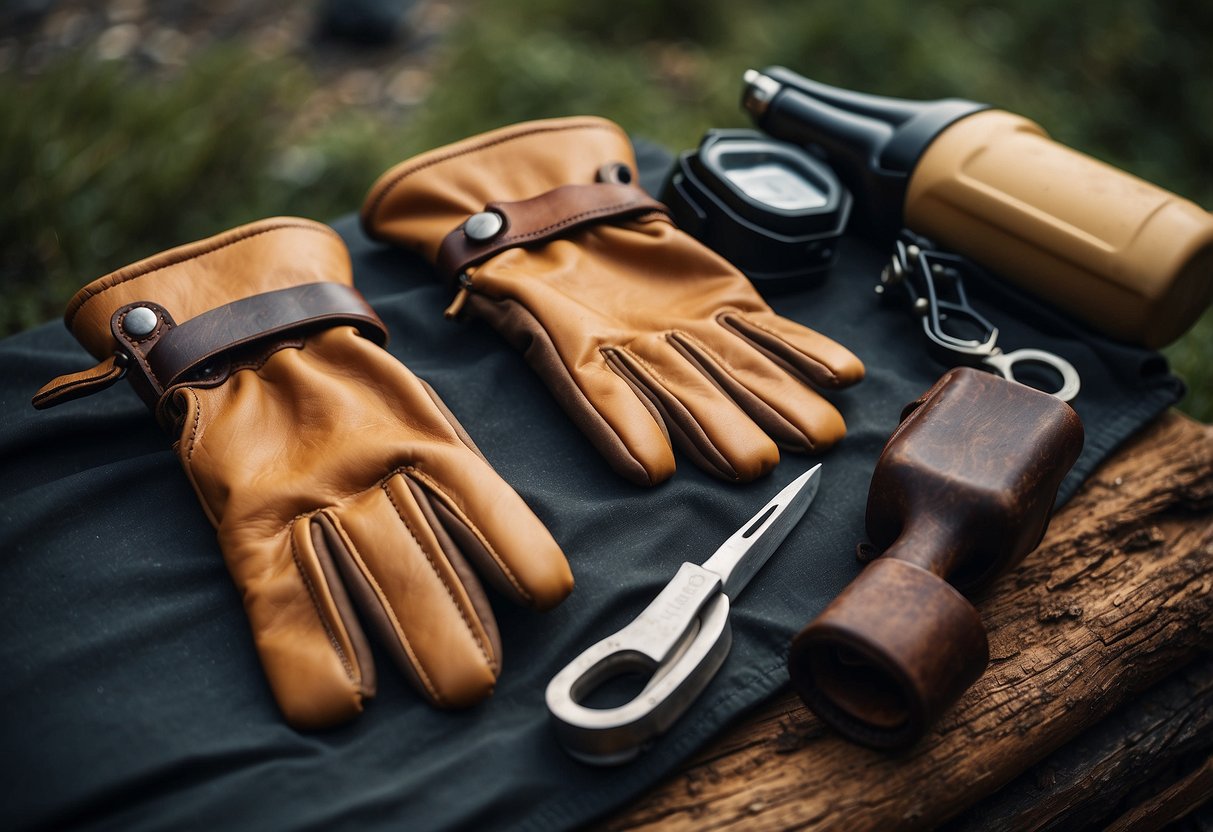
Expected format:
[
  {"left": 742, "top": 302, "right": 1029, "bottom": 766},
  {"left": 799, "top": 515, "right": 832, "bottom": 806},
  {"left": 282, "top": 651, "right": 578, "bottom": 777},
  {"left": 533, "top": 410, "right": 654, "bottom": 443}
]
[{"left": 877, "top": 233, "right": 1081, "bottom": 401}]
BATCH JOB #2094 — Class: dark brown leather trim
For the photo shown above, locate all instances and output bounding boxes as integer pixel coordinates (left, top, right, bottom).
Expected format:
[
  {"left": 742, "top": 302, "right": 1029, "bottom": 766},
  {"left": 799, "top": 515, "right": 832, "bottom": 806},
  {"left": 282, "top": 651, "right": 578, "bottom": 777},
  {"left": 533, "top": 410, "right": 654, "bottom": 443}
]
[
  {"left": 112, "top": 301, "right": 176, "bottom": 410},
  {"left": 603, "top": 346, "right": 740, "bottom": 482},
  {"left": 466, "top": 293, "right": 661, "bottom": 485},
  {"left": 667, "top": 332, "right": 809, "bottom": 450},
  {"left": 402, "top": 475, "right": 502, "bottom": 668},
  {"left": 309, "top": 517, "right": 376, "bottom": 697},
  {"left": 146, "top": 283, "right": 387, "bottom": 389},
  {"left": 435, "top": 182, "right": 670, "bottom": 283},
  {"left": 718, "top": 312, "right": 840, "bottom": 389}
]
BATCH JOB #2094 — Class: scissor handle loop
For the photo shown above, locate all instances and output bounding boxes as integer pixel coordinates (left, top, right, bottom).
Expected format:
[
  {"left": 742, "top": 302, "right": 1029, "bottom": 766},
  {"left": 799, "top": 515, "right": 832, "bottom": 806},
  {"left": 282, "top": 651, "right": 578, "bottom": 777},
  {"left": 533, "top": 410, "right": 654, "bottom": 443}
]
[
  {"left": 981, "top": 348, "right": 1082, "bottom": 402},
  {"left": 544, "top": 593, "right": 732, "bottom": 765}
]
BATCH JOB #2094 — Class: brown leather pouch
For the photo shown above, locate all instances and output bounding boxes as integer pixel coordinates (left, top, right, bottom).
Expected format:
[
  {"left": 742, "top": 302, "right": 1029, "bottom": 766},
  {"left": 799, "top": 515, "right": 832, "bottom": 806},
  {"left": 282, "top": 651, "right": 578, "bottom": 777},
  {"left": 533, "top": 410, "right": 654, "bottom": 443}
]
[{"left": 787, "top": 367, "right": 1083, "bottom": 748}]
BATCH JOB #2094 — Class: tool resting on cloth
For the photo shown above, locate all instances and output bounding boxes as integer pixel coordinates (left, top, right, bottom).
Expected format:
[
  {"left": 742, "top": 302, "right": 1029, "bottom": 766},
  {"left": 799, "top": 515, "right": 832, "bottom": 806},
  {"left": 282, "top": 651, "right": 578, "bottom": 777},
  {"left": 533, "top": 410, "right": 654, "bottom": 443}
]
[
  {"left": 30, "top": 217, "right": 573, "bottom": 729},
  {"left": 361, "top": 116, "right": 865, "bottom": 486},
  {"left": 0, "top": 143, "right": 1185, "bottom": 831},
  {"left": 547, "top": 466, "right": 822, "bottom": 764}
]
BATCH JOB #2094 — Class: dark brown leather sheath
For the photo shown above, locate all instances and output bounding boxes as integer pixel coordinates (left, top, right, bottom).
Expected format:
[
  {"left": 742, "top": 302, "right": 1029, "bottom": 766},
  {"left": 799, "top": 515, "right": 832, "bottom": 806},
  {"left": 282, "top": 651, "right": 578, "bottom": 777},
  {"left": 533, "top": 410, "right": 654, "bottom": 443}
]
[{"left": 787, "top": 367, "right": 1084, "bottom": 749}]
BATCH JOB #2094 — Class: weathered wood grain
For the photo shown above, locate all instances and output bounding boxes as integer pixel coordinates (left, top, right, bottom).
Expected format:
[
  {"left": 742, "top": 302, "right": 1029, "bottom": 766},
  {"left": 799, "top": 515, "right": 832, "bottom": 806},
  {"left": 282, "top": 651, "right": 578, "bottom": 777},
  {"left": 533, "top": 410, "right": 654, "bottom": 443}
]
[
  {"left": 944, "top": 654, "right": 1213, "bottom": 831},
  {"left": 604, "top": 411, "right": 1213, "bottom": 831},
  {"left": 1103, "top": 753, "right": 1213, "bottom": 832}
]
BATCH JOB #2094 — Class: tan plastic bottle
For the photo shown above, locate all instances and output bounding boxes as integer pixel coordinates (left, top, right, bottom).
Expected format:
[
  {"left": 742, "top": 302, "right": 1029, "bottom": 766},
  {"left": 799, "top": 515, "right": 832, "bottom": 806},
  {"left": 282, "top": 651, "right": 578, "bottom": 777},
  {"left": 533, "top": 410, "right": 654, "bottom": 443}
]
[
  {"left": 744, "top": 68, "right": 1213, "bottom": 348},
  {"left": 907, "top": 111, "right": 1213, "bottom": 347}
]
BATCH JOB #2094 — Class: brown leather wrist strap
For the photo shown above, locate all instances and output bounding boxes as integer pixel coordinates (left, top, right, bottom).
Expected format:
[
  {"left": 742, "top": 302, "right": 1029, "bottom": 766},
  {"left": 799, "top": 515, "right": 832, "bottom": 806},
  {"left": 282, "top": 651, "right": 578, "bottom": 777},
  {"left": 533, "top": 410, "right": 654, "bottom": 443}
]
[
  {"left": 436, "top": 181, "right": 671, "bottom": 283},
  {"left": 33, "top": 282, "right": 387, "bottom": 410},
  {"left": 144, "top": 282, "right": 386, "bottom": 390}
]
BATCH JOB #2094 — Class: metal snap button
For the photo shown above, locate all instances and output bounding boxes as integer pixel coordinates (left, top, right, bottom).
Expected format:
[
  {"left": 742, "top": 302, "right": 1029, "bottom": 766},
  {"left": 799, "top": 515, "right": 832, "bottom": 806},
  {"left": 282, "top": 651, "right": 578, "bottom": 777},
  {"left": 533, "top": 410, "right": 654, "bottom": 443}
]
[
  {"left": 464, "top": 211, "right": 504, "bottom": 241},
  {"left": 123, "top": 306, "right": 159, "bottom": 337}
]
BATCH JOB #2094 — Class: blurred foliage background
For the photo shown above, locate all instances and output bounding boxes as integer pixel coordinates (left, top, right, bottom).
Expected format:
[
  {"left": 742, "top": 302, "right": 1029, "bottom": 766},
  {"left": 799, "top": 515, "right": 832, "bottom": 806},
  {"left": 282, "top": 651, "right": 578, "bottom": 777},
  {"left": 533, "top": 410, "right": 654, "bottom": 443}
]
[{"left": 2, "top": 0, "right": 1210, "bottom": 418}]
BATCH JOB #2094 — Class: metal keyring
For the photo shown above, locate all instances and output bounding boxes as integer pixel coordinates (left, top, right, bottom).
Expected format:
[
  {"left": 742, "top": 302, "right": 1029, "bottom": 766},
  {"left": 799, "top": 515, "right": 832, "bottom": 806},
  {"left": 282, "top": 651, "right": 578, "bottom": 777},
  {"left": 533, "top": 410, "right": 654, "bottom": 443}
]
[{"left": 982, "top": 348, "right": 1082, "bottom": 402}]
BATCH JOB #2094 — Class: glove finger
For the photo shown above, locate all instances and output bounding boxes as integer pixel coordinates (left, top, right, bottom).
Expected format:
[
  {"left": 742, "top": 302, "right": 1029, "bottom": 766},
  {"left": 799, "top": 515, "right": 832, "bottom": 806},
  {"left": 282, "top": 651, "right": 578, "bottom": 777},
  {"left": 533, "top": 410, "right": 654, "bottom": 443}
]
[
  {"left": 467, "top": 293, "right": 675, "bottom": 485},
  {"left": 719, "top": 310, "right": 865, "bottom": 389},
  {"left": 405, "top": 445, "right": 574, "bottom": 614},
  {"left": 222, "top": 521, "right": 377, "bottom": 729},
  {"left": 316, "top": 473, "right": 501, "bottom": 709},
  {"left": 670, "top": 329, "right": 849, "bottom": 452},
  {"left": 607, "top": 334, "right": 779, "bottom": 482}
]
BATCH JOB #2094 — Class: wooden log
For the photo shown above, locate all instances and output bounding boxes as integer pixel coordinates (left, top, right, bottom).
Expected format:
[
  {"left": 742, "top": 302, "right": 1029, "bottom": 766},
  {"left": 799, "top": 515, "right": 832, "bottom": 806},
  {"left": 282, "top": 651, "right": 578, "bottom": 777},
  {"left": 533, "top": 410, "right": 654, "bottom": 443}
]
[
  {"left": 603, "top": 411, "right": 1213, "bottom": 831},
  {"left": 944, "top": 654, "right": 1213, "bottom": 831},
  {"left": 1103, "top": 753, "right": 1213, "bottom": 832}
]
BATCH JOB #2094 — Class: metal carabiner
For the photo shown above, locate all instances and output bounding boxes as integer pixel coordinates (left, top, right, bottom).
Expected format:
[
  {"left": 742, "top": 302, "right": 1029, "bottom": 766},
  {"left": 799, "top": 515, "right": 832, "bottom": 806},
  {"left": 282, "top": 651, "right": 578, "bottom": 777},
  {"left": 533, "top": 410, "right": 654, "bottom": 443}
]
[{"left": 877, "top": 235, "right": 1081, "bottom": 402}]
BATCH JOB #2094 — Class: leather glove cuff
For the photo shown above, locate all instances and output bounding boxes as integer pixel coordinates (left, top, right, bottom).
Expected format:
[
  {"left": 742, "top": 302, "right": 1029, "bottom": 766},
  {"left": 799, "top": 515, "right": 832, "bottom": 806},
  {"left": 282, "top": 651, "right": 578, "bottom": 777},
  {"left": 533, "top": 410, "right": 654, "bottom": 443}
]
[
  {"left": 33, "top": 218, "right": 385, "bottom": 421},
  {"left": 362, "top": 117, "right": 651, "bottom": 263}
]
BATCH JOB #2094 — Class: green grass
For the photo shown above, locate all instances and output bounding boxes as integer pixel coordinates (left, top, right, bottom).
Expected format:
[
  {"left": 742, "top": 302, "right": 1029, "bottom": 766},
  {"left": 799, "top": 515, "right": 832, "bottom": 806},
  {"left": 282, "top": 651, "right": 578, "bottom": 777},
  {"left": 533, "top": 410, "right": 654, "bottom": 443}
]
[
  {"left": 0, "top": 47, "right": 404, "bottom": 336},
  {"left": 2, "top": 0, "right": 1210, "bottom": 418}
]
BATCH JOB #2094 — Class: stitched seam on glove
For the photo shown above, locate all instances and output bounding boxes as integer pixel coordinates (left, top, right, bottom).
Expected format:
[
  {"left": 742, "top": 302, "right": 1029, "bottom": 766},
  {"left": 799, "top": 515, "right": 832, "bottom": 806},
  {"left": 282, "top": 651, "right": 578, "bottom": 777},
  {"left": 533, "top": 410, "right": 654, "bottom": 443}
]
[
  {"left": 718, "top": 312, "right": 839, "bottom": 387},
  {"left": 669, "top": 330, "right": 808, "bottom": 443},
  {"left": 665, "top": 329, "right": 731, "bottom": 395},
  {"left": 467, "top": 294, "right": 656, "bottom": 482},
  {"left": 380, "top": 478, "right": 494, "bottom": 684},
  {"left": 607, "top": 346, "right": 736, "bottom": 478},
  {"left": 416, "top": 379, "right": 490, "bottom": 464},
  {"left": 66, "top": 220, "right": 342, "bottom": 331},
  {"left": 406, "top": 466, "right": 530, "bottom": 607},
  {"left": 598, "top": 348, "right": 671, "bottom": 442},
  {"left": 363, "top": 120, "right": 621, "bottom": 228},
  {"left": 615, "top": 346, "right": 679, "bottom": 401},
  {"left": 176, "top": 388, "right": 223, "bottom": 528},
  {"left": 289, "top": 520, "right": 357, "bottom": 684},
  {"left": 324, "top": 507, "right": 453, "bottom": 700},
  {"left": 594, "top": 351, "right": 669, "bottom": 444},
  {"left": 183, "top": 388, "right": 203, "bottom": 463}
]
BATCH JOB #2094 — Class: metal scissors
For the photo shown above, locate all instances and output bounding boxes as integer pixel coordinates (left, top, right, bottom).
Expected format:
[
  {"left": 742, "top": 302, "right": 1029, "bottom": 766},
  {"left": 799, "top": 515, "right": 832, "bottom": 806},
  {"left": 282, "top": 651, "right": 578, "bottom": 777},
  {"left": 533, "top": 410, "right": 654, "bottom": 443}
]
[
  {"left": 545, "top": 465, "right": 822, "bottom": 765},
  {"left": 876, "top": 233, "right": 1081, "bottom": 401}
]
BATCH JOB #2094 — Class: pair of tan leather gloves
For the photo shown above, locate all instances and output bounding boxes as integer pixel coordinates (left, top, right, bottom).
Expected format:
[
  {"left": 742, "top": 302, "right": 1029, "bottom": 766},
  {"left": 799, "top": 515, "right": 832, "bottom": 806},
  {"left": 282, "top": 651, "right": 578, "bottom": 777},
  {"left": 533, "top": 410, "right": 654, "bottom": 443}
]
[{"left": 34, "top": 117, "right": 863, "bottom": 729}]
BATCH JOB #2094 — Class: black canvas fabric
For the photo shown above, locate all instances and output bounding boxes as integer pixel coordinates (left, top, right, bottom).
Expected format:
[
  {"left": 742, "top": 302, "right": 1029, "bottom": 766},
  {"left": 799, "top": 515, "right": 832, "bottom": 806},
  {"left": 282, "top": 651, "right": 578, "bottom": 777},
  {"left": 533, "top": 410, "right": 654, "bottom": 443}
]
[{"left": 0, "top": 144, "right": 1184, "bottom": 831}]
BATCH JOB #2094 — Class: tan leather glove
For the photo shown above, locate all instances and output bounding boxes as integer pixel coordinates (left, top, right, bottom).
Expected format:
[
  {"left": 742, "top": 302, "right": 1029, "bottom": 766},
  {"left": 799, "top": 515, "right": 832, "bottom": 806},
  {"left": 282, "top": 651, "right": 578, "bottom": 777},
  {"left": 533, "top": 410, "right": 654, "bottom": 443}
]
[
  {"left": 362, "top": 117, "right": 864, "bottom": 486},
  {"left": 33, "top": 218, "right": 573, "bottom": 729}
]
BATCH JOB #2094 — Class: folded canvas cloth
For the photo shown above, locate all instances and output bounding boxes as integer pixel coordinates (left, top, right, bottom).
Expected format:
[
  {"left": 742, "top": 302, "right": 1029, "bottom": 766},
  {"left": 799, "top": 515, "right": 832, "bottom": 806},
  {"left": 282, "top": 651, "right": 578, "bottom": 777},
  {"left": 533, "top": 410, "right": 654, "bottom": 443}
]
[{"left": 0, "top": 143, "right": 1183, "bottom": 831}]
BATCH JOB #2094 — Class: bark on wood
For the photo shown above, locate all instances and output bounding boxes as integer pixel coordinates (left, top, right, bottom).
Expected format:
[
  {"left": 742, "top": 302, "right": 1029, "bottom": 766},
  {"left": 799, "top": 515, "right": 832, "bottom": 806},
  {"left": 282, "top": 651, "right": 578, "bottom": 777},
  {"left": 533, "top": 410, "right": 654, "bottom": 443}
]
[
  {"left": 1103, "top": 754, "right": 1213, "bottom": 832},
  {"left": 944, "top": 655, "right": 1213, "bottom": 831},
  {"left": 603, "top": 411, "right": 1213, "bottom": 832}
]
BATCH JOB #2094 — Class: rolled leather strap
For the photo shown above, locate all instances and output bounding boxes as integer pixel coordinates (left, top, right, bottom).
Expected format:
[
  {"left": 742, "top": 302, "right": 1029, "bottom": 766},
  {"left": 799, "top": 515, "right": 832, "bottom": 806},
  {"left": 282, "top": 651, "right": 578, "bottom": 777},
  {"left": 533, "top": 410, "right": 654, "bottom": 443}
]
[
  {"left": 145, "top": 281, "right": 386, "bottom": 389},
  {"left": 436, "top": 181, "right": 670, "bottom": 283}
]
